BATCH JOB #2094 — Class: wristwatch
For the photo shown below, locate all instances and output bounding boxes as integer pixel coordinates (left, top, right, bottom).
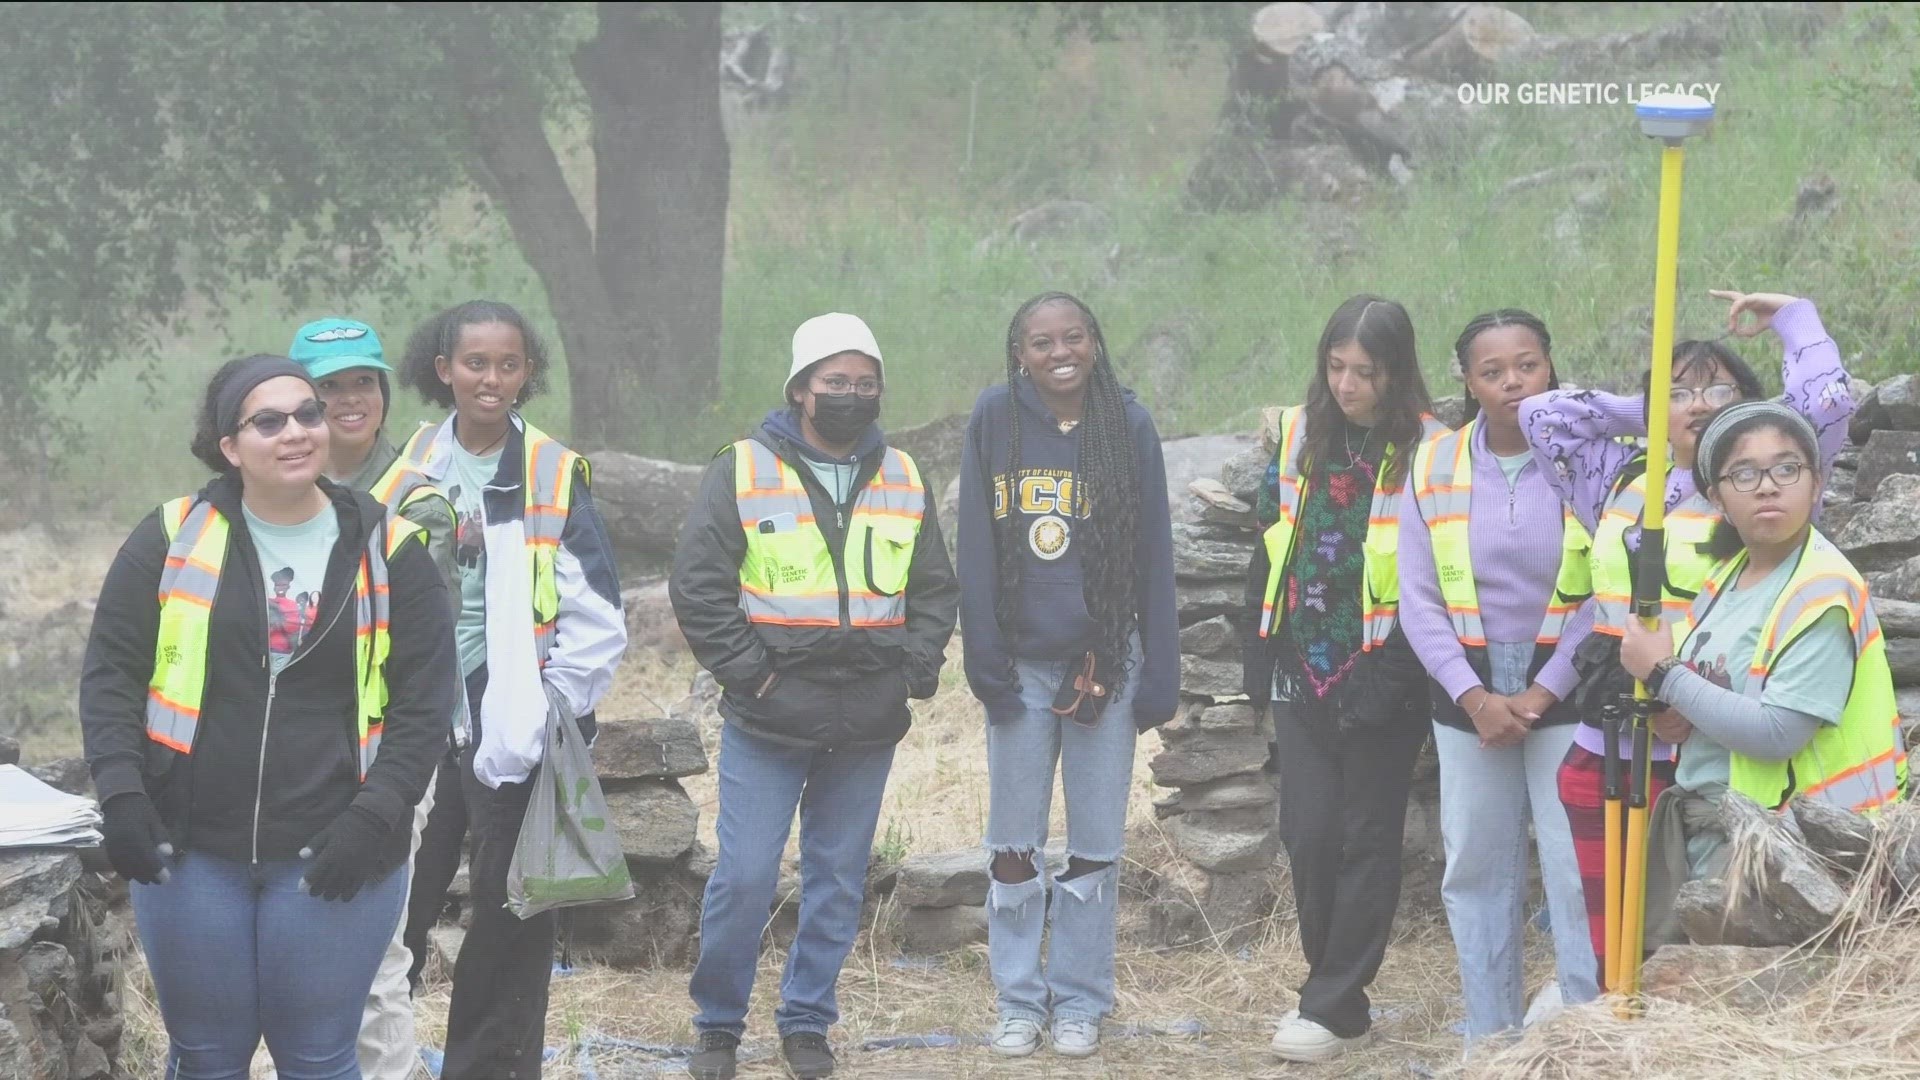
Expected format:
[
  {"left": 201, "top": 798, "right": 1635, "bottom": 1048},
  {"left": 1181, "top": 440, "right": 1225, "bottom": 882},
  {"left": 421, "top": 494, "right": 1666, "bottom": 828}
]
[{"left": 1647, "top": 656, "right": 1683, "bottom": 698}]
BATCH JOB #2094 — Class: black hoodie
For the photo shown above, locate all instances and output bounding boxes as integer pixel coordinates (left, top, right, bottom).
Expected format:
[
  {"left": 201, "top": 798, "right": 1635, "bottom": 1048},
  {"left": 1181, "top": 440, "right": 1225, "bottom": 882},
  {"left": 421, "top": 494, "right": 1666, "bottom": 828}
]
[
  {"left": 955, "top": 377, "right": 1180, "bottom": 730},
  {"left": 81, "top": 474, "right": 457, "bottom": 869}
]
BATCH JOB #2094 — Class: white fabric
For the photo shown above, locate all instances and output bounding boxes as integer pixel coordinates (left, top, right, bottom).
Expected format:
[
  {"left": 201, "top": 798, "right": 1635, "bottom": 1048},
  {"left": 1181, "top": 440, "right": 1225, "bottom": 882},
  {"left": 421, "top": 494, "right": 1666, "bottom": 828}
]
[
  {"left": 541, "top": 543, "right": 625, "bottom": 720},
  {"left": 788, "top": 312, "right": 883, "bottom": 389},
  {"left": 474, "top": 518, "right": 545, "bottom": 788}
]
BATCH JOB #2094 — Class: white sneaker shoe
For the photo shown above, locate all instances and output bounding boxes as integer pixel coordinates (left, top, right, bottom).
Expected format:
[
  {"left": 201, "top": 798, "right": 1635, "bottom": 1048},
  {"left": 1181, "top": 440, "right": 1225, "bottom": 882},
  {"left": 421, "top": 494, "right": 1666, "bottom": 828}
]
[
  {"left": 1271, "top": 1014, "right": 1371, "bottom": 1063},
  {"left": 1050, "top": 1018, "right": 1101, "bottom": 1058},
  {"left": 990, "top": 1017, "right": 1042, "bottom": 1058}
]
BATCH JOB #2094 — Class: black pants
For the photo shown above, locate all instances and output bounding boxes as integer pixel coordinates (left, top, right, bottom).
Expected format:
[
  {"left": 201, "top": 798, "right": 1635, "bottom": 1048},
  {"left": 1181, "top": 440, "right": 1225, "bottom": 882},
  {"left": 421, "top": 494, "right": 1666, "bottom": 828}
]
[
  {"left": 404, "top": 748, "right": 470, "bottom": 993},
  {"left": 442, "top": 668, "right": 558, "bottom": 1080},
  {"left": 1268, "top": 699, "right": 1426, "bottom": 1038}
]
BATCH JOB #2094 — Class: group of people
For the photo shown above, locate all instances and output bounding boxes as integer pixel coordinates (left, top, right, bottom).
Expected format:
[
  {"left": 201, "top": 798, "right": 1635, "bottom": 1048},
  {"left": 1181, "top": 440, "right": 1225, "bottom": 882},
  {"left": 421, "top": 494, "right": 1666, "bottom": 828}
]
[{"left": 77, "top": 285, "right": 1903, "bottom": 1080}]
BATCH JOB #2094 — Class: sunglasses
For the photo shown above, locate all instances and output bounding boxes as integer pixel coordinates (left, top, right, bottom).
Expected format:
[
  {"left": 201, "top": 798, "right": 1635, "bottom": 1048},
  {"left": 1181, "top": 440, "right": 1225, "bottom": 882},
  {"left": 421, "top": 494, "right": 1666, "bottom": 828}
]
[{"left": 240, "top": 400, "right": 328, "bottom": 437}]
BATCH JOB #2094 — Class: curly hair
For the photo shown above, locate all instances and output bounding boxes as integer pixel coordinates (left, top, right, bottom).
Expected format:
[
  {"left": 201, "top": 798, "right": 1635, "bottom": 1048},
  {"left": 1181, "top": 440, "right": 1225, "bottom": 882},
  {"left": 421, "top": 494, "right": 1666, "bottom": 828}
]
[
  {"left": 995, "top": 292, "right": 1142, "bottom": 691},
  {"left": 400, "top": 300, "right": 552, "bottom": 410}
]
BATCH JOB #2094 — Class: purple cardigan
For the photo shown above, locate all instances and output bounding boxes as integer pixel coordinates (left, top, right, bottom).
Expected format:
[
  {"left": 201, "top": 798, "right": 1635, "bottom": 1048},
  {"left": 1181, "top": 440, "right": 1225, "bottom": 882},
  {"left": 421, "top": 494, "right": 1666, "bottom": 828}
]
[{"left": 1397, "top": 420, "right": 1595, "bottom": 710}]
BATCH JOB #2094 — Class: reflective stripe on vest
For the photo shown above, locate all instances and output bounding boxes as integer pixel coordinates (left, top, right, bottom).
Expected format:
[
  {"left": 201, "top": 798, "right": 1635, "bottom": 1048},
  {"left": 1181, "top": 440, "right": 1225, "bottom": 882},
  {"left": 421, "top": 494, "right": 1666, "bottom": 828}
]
[
  {"left": 147, "top": 497, "right": 424, "bottom": 780},
  {"left": 397, "top": 421, "right": 578, "bottom": 666},
  {"left": 731, "top": 440, "right": 925, "bottom": 629},
  {"left": 1410, "top": 418, "right": 1593, "bottom": 648},
  {"left": 1680, "top": 531, "right": 1906, "bottom": 814},
  {"left": 1257, "top": 407, "right": 1450, "bottom": 649},
  {"left": 1589, "top": 464, "right": 1719, "bottom": 637}
]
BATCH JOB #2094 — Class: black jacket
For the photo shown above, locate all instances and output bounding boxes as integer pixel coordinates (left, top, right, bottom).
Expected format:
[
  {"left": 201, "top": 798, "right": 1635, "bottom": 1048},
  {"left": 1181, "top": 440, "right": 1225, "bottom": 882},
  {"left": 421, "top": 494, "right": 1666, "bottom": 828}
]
[
  {"left": 81, "top": 474, "right": 458, "bottom": 869},
  {"left": 668, "top": 416, "right": 959, "bottom": 749}
]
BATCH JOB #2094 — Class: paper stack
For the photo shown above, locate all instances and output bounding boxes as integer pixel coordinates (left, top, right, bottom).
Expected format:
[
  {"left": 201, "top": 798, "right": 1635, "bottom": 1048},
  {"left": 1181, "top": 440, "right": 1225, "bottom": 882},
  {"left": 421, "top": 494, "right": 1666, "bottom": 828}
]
[{"left": 0, "top": 764, "right": 104, "bottom": 849}]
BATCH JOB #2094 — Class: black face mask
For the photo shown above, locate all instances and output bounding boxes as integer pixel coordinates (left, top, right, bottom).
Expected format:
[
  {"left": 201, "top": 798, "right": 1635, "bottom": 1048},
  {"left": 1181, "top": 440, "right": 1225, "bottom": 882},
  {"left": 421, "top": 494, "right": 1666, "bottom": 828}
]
[{"left": 808, "top": 392, "right": 880, "bottom": 445}]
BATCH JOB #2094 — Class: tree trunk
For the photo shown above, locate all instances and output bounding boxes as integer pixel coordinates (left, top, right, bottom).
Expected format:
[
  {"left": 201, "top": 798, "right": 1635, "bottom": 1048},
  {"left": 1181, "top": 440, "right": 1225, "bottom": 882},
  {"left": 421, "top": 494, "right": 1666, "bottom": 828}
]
[{"left": 577, "top": 1, "right": 731, "bottom": 451}]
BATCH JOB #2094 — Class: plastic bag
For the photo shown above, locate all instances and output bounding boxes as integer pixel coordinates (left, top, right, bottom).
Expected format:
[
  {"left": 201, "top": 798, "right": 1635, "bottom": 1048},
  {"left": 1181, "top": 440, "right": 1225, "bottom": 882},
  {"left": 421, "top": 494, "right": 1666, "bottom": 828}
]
[{"left": 506, "top": 695, "right": 634, "bottom": 919}]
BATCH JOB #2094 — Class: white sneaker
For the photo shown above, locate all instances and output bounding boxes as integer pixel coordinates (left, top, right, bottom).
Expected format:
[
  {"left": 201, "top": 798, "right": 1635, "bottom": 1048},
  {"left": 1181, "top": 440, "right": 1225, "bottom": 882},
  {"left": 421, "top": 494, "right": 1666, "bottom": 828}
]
[
  {"left": 1050, "top": 1018, "right": 1101, "bottom": 1058},
  {"left": 1271, "top": 1014, "right": 1371, "bottom": 1063},
  {"left": 990, "top": 1017, "right": 1042, "bottom": 1058}
]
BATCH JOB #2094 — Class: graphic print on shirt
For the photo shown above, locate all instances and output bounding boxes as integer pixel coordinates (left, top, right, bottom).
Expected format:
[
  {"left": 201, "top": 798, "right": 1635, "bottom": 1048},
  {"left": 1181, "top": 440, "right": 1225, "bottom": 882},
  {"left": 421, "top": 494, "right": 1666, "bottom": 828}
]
[
  {"left": 449, "top": 484, "right": 485, "bottom": 571},
  {"left": 991, "top": 466, "right": 1091, "bottom": 560},
  {"left": 265, "top": 566, "right": 320, "bottom": 660},
  {"left": 1682, "top": 629, "right": 1733, "bottom": 691}
]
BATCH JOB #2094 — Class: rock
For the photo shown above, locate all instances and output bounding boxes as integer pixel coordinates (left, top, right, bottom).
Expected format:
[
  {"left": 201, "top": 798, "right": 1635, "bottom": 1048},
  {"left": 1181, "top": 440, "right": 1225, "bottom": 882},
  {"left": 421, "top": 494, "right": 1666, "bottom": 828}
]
[
  {"left": 1789, "top": 796, "right": 1874, "bottom": 876},
  {"left": 1640, "top": 944, "right": 1832, "bottom": 1012},
  {"left": 621, "top": 578, "right": 686, "bottom": 654},
  {"left": 1819, "top": 501, "right": 1863, "bottom": 541},
  {"left": 1175, "top": 773, "right": 1277, "bottom": 813},
  {"left": 1172, "top": 523, "right": 1255, "bottom": 583},
  {"left": 886, "top": 413, "right": 969, "bottom": 498},
  {"left": 566, "top": 863, "right": 705, "bottom": 968},
  {"left": 1431, "top": 396, "right": 1467, "bottom": 429},
  {"left": 0, "top": 600, "right": 93, "bottom": 743},
  {"left": 1898, "top": 688, "right": 1920, "bottom": 745},
  {"left": 593, "top": 714, "right": 707, "bottom": 781},
  {"left": 1850, "top": 381, "right": 1886, "bottom": 445},
  {"left": 582, "top": 451, "right": 704, "bottom": 576},
  {"left": 1189, "top": 479, "right": 1257, "bottom": 529},
  {"left": 1008, "top": 200, "right": 1112, "bottom": 247},
  {"left": 0, "top": 735, "right": 16, "bottom": 767},
  {"left": 24, "top": 758, "right": 89, "bottom": 798},
  {"left": 1877, "top": 373, "right": 1920, "bottom": 431},
  {"left": 1834, "top": 475, "right": 1920, "bottom": 572},
  {"left": 603, "top": 780, "right": 698, "bottom": 864},
  {"left": 893, "top": 849, "right": 988, "bottom": 909},
  {"left": 21, "top": 942, "right": 74, "bottom": 998},
  {"left": 1178, "top": 616, "right": 1240, "bottom": 662},
  {"left": 1220, "top": 444, "right": 1272, "bottom": 505},
  {"left": 672, "top": 672, "right": 725, "bottom": 744},
  {"left": 66, "top": 1036, "right": 109, "bottom": 1080},
  {"left": 80, "top": 1017, "right": 121, "bottom": 1053},
  {"left": 1180, "top": 653, "right": 1246, "bottom": 699},
  {"left": 1879, "top": 600, "right": 1920, "bottom": 639},
  {"left": 1891, "top": 638, "right": 1920, "bottom": 687},
  {"left": 1142, "top": 861, "right": 1278, "bottom": 950},
  {"left": 896, "top": 903, "right": 988, "bottom": 954},
  {"left": 1823, "top": 467, "right": 1857, "bottom": 504},
  {"left": 1251, "top": 2, "right": 1327, "bottom": 57},
  {"left": 1162, "top": 435, "right": 1259, "bottom": 525},
  {"left": 0, "top": 852, "right": 81, "bottom": 952},
  {"left": 1162, "top": 698, "right": 1265, "bottom": 738},
  {"left": 1149, "top": 734, "right": 1269, "bottom": 789},
  {"left": 1888, "top": 806, "right": 1920, "bottom": 894},
  {"left": 1854, "top": 430, "right": 1920, "bottom": 501},
  {"left": 1177, "top": 582, "right": 1243, "bottom": 625},
  {"left": 1875, "top": 554, "right": 1920, "bottom": 604},
  {"left": 1678, "top": 793, "right": 1850, "bottom": 947}
]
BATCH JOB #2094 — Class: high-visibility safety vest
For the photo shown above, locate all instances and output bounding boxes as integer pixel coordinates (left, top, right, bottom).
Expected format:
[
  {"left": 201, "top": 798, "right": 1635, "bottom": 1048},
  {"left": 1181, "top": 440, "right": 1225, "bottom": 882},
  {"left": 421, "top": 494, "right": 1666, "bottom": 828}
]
[
  {"left": 395, "top": 421, "right": 582, "bottom": 665},
  {"left": 146, "top": 497, "right": 426, "bottom": 780},
  {"left": 369, "top": 446, "right": 454, "bottom": 533},
  {"left": 730, "top": 439, "right": 925, "bottom": 629},
  {"left": 1409, "top": 418, "right": 1593, "bottom": 648},
  {"left": 1589, "top": 456, "right": 1719, "bottom": 637},
  {"left": 1677, "top": 531, "right": 1907, "bottom": 814},
  {"left": 1257, "top": 406, "right": 1450, "bottom": 649}
]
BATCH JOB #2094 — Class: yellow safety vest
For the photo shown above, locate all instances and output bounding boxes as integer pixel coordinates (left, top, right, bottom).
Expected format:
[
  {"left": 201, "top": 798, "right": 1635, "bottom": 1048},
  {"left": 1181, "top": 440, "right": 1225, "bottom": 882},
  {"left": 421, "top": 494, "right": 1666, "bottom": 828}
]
[
  {"left": 146, "top": 497, "right": 425, "bottom": 780},
  {"left": 730, "top": 439, "right": 924, "bottom": 629},
  {"left": 1589, "top": 458, "right": 1719, "bottom": 637},
  {"left": 395, "top": 421, "right": 582, "bottom": 665},
  {"left": 1258, "top": 406, "right": 1450, "bottom": 649},
  {"left": 1677, "top": 530, "right": 1906, "bottom": 814},
  {"left": 369, "top": 447, "right": 454, "bottom": 536},
  {"left": 1409, "top": 418, "right": 1593, "bottom": 648}
]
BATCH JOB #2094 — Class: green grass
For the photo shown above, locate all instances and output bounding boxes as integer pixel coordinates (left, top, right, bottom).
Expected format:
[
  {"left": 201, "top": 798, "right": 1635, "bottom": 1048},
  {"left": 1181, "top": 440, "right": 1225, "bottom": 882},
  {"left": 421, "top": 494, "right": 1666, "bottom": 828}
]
[{"left": 43, "top": 2, "right": 1920, "bottom": 522}]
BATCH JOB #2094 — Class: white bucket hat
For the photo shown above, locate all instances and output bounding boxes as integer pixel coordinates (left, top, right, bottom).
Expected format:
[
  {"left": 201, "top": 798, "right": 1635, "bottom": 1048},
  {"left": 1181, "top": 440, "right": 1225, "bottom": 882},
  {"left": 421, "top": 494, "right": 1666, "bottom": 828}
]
[{"left": 788, "top": 313, "right": 884, "bottom": 396}]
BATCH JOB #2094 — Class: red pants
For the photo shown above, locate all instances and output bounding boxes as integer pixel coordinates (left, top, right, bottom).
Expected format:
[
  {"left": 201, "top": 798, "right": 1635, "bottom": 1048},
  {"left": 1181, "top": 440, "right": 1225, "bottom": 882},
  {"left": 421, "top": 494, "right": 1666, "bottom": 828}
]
[{"left": 1556, "top": 743, "right": 1677, "bottom": 980}]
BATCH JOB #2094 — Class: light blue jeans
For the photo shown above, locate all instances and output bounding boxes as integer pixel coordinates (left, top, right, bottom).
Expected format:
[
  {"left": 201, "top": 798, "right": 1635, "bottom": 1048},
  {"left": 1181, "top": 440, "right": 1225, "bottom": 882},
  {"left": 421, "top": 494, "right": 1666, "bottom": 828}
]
[
  {"left": 1433, "top": 641, "right": 1598, "bottom": 1046},
  {"left": 690, "top": 722, "right": 896, "bottom": 1039},
  {"left": 984, "top": 640, "right": 1141, "bottom": 1026}
]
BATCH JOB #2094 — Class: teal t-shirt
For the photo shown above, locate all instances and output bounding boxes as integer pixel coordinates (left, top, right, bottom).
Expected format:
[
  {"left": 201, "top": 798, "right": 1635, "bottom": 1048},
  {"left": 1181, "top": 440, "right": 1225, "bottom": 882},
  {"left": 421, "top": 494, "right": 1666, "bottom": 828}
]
[
  {"left": 1494, "top": 447, "right": 1533, "bottom": 489},
  {"left": 803, "top": 457, "right": 858, "bottom": 511},
  {"left": 445, "top": 444, "right": 503, "bottom": 676},
  {"left": 244, "top": 503, "right": 340, "bottom": 673},
  {"left": 1672, "top": 558, "right": 1854, "bottom": 796}
]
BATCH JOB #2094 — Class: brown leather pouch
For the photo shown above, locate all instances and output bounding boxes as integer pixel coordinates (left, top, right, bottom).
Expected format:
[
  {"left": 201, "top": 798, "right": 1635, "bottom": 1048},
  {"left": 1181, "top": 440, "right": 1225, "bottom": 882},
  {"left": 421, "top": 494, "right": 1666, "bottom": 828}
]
[{"left": 1050, "top": 652, "right": 1110, "bottom": 726}]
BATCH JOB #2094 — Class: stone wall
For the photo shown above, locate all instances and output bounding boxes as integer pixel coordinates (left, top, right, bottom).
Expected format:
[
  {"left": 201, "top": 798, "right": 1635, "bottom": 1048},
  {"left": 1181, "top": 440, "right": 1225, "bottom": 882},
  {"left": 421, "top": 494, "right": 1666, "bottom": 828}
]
[{"left": 0, "top": 851, "right": 128, "bottom": 1080}]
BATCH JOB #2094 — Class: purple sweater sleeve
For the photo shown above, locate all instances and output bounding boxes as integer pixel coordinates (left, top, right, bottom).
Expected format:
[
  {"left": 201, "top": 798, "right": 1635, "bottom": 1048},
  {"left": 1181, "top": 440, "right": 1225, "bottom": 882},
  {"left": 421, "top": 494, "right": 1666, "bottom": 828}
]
[
  {"left": 1771, "top": 300, "right": 1855, "bottom": 473},
  {"left": 1395, "top": 482, "right": 1480, "bottom": 703},
  {"left": 1519, "top": 389, "right": 1644, "bottom": 534},
  {"left": 1536, "top": 594, "right": 1591, "bottom": 702}
]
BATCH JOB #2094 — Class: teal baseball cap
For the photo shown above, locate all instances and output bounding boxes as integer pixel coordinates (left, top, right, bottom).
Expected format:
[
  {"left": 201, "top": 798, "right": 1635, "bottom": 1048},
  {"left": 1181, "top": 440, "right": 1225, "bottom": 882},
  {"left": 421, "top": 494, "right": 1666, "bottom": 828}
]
[{"left": 288, "top": 318, "right": 390, "bottom": 380}]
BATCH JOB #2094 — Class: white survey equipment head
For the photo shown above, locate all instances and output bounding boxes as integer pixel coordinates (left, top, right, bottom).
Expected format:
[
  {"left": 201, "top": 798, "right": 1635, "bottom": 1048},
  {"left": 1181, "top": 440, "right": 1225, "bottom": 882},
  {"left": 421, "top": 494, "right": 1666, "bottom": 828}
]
[{"left": 1636, "top": 93, "right": 1714, "bottom": 140}]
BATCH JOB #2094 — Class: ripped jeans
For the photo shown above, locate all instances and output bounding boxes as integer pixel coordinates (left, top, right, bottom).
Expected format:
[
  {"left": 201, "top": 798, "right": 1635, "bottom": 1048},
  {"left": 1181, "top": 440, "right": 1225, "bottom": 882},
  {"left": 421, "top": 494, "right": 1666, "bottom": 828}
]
[{"left": 984, "top": 640, "right": 1140, "bottom": 1026}]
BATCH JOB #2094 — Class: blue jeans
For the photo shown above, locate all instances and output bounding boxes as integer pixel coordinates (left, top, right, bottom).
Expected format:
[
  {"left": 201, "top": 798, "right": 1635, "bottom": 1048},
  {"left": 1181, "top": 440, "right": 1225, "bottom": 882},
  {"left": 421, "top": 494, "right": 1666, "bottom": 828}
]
[
  {"left": 690, "top": 722, "right": 896, "bottom": 1038},
  {"left": 1433, "top": 641, "right": 1598, "bottom": 1046},
  {"left": 131, "top": 850, "right": 406, "bottom": 1079},
  {"left": 984, "top": 643, "right": 1140, "bottom": 1026}
]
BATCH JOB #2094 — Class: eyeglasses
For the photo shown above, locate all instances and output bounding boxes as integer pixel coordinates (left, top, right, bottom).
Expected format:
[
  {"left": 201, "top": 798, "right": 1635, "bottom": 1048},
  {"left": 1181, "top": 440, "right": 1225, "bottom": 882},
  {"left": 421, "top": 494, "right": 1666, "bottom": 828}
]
[
  {"left": 813, "top": 375, "right": 882, "bottom": 399},
  {"left": 241, "top": 400, "right": 328, "bottom": 437},
  {"left": 1717, "top": 461, "right": 1807, "bottom": 493},
  {"left": 1670, "top": 383, "right": 1741, "bottom": 409}
]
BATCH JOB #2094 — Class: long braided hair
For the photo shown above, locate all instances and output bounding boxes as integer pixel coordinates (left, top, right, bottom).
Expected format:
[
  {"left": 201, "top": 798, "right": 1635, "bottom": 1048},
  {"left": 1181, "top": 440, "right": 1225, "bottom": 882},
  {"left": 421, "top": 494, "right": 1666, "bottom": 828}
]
[
  {"left": 994, "top": 292, "right": 1142, "bottom": 688},
  {"left": 1452, "top": 308, "right": 1558, "bottom": 424}
]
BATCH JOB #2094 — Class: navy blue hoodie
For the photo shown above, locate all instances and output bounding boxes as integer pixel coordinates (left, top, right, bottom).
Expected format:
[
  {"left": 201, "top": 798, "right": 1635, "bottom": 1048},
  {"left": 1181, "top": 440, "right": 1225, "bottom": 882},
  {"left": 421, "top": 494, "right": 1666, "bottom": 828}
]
[{"left": 956, "top": 376, "right": 1179, "bottom": 730}]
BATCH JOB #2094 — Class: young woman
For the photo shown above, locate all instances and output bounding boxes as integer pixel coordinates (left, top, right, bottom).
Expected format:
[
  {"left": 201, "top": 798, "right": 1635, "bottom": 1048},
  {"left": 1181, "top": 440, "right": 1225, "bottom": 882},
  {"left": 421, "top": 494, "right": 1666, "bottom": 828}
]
[
  {"left": 1397, "top": 310, "right": 1599, "bottom": 1047},
  {"left": 1620, "top": 401, "right": 1904, "bottom": 939},
  {"left": 1240, "top": 296, "right": 1448, "bottom": 1063},
  {"left": 671, "top": 313, "right": 959, "bottom": 1080},
  {"left": 288, "top": 316, "right": 461, "bottom": 1080},
  {"left": 80, "top": 355, "right": 457, "bottom": 1076},
  {"left": 957, "top": 292, "right": 1179, "bottom": 1060},
  {"left": 396, "top": 301, "right": 628, "bottom": 1080},
  {"left": 1519, "top": 290, "right": 1856, "bottom": 976}
]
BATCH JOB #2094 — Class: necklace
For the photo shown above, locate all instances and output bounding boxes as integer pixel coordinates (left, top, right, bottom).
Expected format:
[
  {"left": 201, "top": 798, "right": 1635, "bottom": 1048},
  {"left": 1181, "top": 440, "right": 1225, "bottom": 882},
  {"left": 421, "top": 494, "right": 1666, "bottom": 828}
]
[
  {"left": 1341, "top": 423, "right": 1375, "bottom": 470},
  {"left": 463, "top": 427, "right": 509, "bottom": 456},
  {"left": 1058, "top": 418, "right": 1080, "bottom": 435}
]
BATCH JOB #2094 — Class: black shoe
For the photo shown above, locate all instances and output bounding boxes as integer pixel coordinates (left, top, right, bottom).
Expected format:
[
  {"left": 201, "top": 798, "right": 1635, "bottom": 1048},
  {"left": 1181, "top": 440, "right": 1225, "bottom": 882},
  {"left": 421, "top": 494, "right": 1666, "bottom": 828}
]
[
  {"left": 781, "top": 1031, "right": 836, "bottom": 1078},
  {"left": 690, "top": 1029, "right": 739, "bottom": 1080}
]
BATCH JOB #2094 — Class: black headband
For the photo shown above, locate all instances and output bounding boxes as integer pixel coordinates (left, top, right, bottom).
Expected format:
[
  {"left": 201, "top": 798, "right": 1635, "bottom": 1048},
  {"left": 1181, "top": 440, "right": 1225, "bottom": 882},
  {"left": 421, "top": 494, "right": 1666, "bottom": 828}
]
[{"left": 217, "top": 357, "right": 318, "bottom": 438}]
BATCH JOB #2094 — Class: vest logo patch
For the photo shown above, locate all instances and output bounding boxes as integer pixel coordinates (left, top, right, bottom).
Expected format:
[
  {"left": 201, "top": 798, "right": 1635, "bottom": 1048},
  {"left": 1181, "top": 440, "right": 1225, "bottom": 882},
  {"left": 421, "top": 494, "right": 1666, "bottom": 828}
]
[
  {"left": 1028, "top": 515, "right": 1071, "bottom": 560},
  {"left": 159, "top": 644, "right": 182, "bottom": 667}
]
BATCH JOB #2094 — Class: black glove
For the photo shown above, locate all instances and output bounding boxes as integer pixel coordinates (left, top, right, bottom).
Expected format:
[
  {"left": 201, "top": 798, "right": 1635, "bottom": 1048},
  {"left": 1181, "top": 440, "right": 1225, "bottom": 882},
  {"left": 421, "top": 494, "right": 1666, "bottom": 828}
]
[
  {"left": 101, "top": 792, "right": 174, "bottom": 885},
  {"left": 299, "top": 805, "right": 391, "bottom": 902}
]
